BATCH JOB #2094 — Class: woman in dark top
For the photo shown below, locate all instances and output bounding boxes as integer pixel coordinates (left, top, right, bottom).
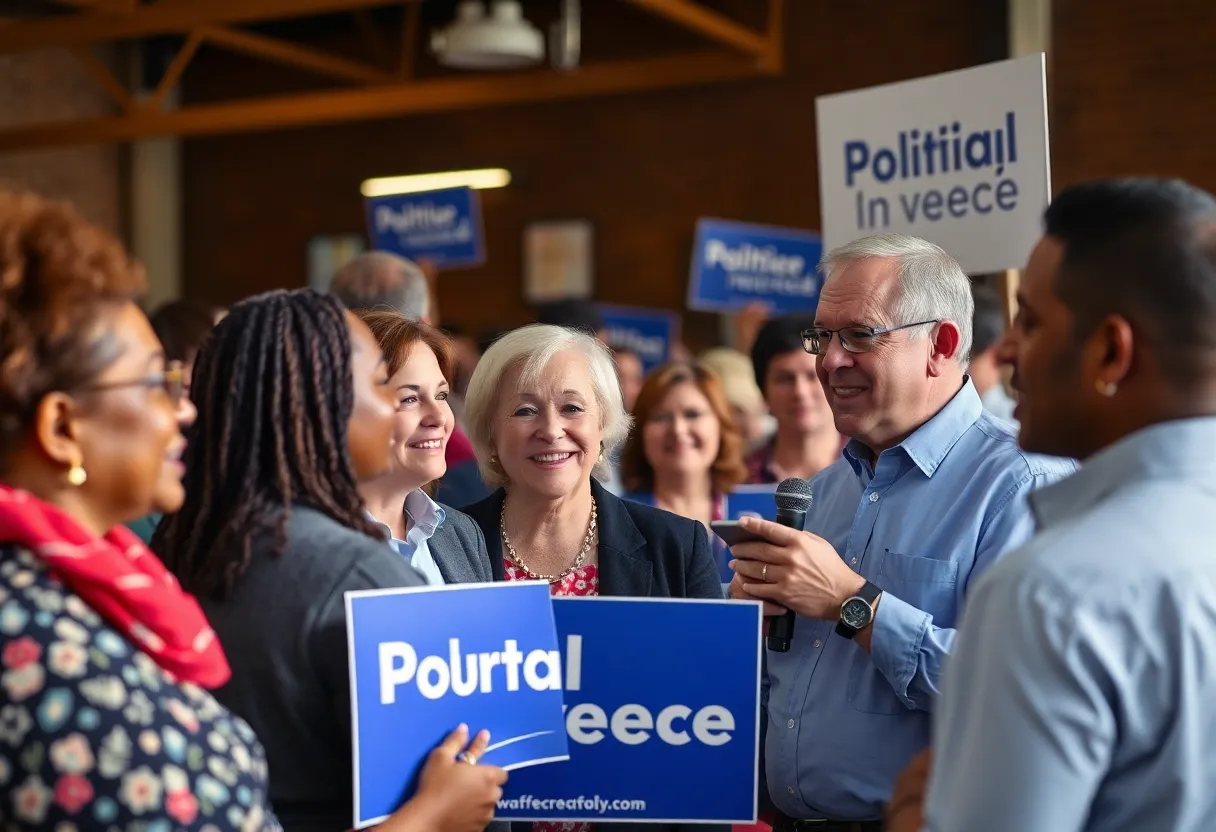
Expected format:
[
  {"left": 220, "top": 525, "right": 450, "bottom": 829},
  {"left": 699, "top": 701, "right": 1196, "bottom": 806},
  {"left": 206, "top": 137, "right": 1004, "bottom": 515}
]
[
  {"left": 0, "top": 188, "right": 279, "bottom": 829},
  {"left": 153, "top": 290, "right": 506, "bottom": 832},
  {"left": 461, "top": 324, "right": 722, "bottom": 832}
]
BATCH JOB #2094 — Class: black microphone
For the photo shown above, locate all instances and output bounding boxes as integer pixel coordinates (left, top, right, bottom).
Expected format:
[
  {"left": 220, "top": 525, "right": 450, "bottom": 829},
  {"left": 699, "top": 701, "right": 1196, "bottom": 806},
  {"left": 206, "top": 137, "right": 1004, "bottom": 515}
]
[{"left": 766, "top": 477, "right": 814, "bottom": 653}]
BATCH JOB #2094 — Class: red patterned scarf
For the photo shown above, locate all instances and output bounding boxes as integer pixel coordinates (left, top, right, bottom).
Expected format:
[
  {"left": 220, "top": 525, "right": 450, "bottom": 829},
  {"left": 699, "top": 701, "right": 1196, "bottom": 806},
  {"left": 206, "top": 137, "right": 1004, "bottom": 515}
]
[{"left": 0, "top": 485, "right": 231, "bottom": 689}]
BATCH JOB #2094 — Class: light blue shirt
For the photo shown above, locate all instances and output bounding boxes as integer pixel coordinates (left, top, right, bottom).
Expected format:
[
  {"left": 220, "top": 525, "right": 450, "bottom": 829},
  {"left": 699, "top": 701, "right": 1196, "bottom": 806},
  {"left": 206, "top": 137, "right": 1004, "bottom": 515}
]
[
  {"left": 924, "top": 417, "right": 1216, "bottom": 832},
  {"left": 369, "top": 489, "right": 446, "bottom": 586},
  {"left": 764, "top": 380, "right": 1076, "bottom": 820}
]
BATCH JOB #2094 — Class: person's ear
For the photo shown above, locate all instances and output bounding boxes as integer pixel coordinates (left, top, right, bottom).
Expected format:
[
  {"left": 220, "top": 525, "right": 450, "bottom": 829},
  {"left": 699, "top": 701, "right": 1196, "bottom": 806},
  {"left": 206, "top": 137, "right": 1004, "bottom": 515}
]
[
  {"left": 1086, "top": 314, "right": 1135, "bottom": 396},
  {"left": 33, "top": 393, "right": 86, "bottom": 483},
  {"left": 927, "top": 322, "right": 962, "bottom": 377}
]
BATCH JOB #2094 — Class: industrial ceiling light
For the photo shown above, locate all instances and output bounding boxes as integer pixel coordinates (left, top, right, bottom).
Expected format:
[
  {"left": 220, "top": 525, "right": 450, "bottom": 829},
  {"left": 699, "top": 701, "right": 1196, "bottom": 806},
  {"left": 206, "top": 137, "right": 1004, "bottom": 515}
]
[
  {"left": 360, "top": 168, "right": 512, "bottom": 197},
  {"left": 430, "top": 0, "right": 545, "bottom": 70}
]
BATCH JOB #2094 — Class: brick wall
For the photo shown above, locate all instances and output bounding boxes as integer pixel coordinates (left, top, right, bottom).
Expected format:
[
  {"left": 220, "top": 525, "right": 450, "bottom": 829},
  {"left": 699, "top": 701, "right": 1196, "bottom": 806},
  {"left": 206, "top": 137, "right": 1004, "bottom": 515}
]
[
  {"left": 0, "top": 47, "right": 123, "bottom": 233},
  {"left": 179, "top": 0, "right": 1006, "bottom": 348},
  {"left": 1051, "top": 0, "right": 1216, "bottom": 192}
]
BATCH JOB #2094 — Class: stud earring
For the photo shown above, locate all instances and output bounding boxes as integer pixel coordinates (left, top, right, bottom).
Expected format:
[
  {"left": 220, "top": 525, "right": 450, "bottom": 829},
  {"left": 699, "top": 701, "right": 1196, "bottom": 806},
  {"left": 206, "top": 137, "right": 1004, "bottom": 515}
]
[
  {"left": 66, "top": 451, "right": 87, "bottom": 487},
  {"left": 1095, "top": 379, "right": 1118, "bottom": 397}
]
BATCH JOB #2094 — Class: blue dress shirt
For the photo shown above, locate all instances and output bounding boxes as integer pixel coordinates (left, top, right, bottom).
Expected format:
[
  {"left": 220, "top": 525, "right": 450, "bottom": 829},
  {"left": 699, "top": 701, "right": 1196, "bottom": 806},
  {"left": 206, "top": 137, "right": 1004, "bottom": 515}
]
[
  {"left": 924, "top": 417, "right": 1216, "bottom": 832},
  {"left": 764, "top": 380, "right": 1076, "bottom": 820},
  {"left": 369, "top": 489, "right": 446, "bottom": 586}
]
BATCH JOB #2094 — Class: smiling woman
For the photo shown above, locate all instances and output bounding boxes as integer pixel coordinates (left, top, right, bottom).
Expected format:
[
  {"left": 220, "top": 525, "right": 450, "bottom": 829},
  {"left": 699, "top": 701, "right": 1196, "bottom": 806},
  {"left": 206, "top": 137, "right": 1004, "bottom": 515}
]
[
  {"left": 356, "top": 310, "right": 497, "bottom": 590},
  {"left": 461, "top": 326, "right": 724, "bottom": 832}
]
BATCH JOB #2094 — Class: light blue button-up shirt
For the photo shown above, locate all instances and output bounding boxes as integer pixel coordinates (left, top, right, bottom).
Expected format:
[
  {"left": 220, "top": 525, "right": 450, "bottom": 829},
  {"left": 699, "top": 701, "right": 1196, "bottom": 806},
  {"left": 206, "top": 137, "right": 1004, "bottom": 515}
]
[
  {"left": 924, "top": 417, "right": 1216, "bottom": 832},
  {"left": 369, "top": 489, "right": 446, "bottom": 586},
  {"left": 764, "top": 380, "right": 1076, "bottom": 820}
]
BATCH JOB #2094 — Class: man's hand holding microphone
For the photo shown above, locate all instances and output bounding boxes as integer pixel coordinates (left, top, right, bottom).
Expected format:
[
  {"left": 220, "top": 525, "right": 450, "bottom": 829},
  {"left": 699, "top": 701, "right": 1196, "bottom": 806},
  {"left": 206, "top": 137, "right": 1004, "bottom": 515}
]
[{"left": 727, "top": 479, "right": 876, "bottom": 652}]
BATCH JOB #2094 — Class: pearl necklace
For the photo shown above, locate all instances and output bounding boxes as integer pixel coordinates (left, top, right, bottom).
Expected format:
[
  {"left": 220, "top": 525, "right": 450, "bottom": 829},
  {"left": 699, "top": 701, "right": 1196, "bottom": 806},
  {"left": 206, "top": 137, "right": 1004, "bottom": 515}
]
[{"left": 500, "top": 497, "right": 598, "bottom": 584}]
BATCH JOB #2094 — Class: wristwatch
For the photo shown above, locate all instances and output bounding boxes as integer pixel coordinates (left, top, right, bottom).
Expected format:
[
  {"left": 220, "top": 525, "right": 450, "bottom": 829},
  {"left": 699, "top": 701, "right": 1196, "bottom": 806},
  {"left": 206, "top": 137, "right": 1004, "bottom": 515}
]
[{"left": 835, "top": 581, "right": 883, "bottom": 639}]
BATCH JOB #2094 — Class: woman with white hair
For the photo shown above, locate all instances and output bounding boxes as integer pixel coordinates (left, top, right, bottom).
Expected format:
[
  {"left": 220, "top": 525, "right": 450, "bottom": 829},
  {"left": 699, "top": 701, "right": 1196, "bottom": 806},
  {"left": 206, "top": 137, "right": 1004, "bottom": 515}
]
[{"left": 463, "top": 322, "right": 722, "bottom": 608}]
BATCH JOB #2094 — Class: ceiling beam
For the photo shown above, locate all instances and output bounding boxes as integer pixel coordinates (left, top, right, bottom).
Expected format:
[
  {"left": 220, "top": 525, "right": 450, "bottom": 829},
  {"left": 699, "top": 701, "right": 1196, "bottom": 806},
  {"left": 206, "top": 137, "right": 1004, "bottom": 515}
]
[
  {"left": 761, "top": 0, "right": 783, "bottom": 72},
  {"left": 145, "top": 29, "right": 203, "bottom": 110},
  {"left": 624, "top": 0, "right": 769, "bottom": 58},
  {"left": 198, "top": 24, "right": 394, "bottom": 84},
  {"left": 69, "top": 44, "right": 133, "bottom": 111},
  {"left": 0, "top": 51, "right": 774, "bottom": 153},
  {"left": 0, "top": 0, "right": 409, "bottom": 54}
]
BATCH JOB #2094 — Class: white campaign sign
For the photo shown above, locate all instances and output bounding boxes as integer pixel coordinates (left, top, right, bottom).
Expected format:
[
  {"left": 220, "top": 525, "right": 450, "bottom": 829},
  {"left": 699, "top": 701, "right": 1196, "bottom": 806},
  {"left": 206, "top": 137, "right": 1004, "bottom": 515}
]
[{"left": 816, "top": 54, "right": 1050, "bottom": 274}]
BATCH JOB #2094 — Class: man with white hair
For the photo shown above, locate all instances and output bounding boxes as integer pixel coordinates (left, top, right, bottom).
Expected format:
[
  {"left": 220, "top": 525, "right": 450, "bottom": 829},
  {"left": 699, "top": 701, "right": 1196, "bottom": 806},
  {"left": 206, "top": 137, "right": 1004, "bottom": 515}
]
[
  {"left": 330, "top": 251, "right": 433, "bottom": 322},
  {"left": 727, "top": 234, "right": 1076, "bottom": 830}
]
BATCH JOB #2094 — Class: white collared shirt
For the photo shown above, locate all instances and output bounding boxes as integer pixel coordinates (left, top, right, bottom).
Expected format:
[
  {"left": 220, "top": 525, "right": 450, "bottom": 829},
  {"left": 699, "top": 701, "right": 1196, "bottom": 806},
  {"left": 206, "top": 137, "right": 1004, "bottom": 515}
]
[{"left": 368, "top": 489, "right": 446, "bottom": 586}]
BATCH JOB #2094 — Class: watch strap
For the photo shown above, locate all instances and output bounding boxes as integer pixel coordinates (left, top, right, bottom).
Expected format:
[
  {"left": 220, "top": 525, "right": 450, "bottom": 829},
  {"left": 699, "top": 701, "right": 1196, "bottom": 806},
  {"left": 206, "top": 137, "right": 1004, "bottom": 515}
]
[{"left": 855, "top": 580, "right": 882, "bottom": 605}]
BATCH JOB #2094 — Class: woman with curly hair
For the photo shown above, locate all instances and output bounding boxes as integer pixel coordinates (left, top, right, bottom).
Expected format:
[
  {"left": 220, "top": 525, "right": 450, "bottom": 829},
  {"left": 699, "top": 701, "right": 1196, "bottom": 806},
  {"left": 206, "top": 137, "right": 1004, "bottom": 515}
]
[{"left": 0, "top": 188, "right": 277, "bottom": 830}]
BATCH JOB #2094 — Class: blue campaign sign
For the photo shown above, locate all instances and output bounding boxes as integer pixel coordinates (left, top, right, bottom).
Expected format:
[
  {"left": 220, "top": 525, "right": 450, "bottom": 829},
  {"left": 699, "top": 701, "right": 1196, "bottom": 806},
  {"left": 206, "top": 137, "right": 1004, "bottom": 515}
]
[
  {"left": 725, "top": 484, "right": 778, "bottom": 522},
  {"left": 718, "top": 485, "right": 780, "bottom": 582},
  {"left": 496, "top": 597, "right": 762, "bottom": 825},
  {"left": 688, "top": 218, "right": 823, "bottom": 315},
  {"left": 346, "top": 582, "right": 568, "bottom": 828},
  {"left": 364, "top": 186, "right": 485, "bottom": 269},
  {"left": 597, "top": 304, "right": 680, "bottom": 373}
]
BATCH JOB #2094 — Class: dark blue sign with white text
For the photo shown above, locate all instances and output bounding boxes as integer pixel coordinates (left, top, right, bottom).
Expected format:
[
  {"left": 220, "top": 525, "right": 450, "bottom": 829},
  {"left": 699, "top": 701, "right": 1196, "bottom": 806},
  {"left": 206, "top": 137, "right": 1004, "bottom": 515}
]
[
  {"left": 496, "top": 597, "right": 762, "bottom": 824},
  {"left": 346, "top": 583, "right": 567, "bottom": 829},
  {"left": 687, "top": 218, "right": 823, "bottom": 315},
  {"left": 364, "top": 186, "right": 485, "bottom": 269},
  {"left": 709, "top": 485, "right": 779, "bottom": 582},
  {"left": 598, "top": 304, "right": 680, "bottom": 373},
  {"left": 725, "top": 484, "right": 778, "bottom": 523}
]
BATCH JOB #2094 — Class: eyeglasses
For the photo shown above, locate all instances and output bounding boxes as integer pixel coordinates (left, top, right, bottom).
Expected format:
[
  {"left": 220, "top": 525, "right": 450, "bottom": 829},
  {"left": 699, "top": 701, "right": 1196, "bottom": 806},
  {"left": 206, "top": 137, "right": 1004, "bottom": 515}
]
[
  {"left": 801, "top": 320, "right": 941, "bottom": 355},
  {"left": 80, "top": 361, "right": 187, "bottom": 404}
]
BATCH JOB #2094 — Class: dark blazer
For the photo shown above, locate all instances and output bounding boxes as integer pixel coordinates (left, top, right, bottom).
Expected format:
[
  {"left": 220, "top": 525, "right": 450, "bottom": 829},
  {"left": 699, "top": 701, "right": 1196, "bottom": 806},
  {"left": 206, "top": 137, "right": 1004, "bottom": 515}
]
[
  {"left": 464, "top": 478, "right": 724, "bottom": 832},
  {"left": 402, "top": 504, "right": 511, "bottom": 832},
  {"left": 431, "top": 503, "right": 495, "bottom": 584}
]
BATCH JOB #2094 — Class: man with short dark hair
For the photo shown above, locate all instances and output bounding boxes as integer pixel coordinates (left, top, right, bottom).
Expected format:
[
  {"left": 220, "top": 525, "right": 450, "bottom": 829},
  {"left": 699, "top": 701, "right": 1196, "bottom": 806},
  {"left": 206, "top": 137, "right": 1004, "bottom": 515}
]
[
  {"left": 745, "top": 315, "right": 841, "bottom": 483},
  {"left": 969, "top": 285, "right": 1017, "bottom": 427},
  {"left": 890, "top": 177, "right": 1216, "bottom": 832}
]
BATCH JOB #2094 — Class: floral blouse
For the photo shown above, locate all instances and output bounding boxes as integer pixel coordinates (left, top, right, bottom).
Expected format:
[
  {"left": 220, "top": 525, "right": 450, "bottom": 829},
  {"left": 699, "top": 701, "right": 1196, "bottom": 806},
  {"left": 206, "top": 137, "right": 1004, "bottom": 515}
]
[
  {"left": 503, "top": 558, "right": 598, "bottom": 832},
  {"left": 0, "top": 544, "right": 281, "bottom": 830}
]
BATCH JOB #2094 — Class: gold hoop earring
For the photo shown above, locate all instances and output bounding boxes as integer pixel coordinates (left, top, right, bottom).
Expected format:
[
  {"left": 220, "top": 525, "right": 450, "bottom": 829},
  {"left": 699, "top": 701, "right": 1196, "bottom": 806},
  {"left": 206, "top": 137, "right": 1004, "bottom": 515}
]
[
  {"left": 1095, "top": 379, "right": 1117, "bottom": 397},
  {"left": 67, "top": 452, "right": 87, "bottom": 487}
]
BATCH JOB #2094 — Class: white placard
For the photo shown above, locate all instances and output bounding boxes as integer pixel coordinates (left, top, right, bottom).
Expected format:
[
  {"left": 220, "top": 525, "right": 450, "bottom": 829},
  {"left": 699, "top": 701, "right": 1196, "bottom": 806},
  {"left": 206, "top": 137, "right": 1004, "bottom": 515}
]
[{"left": 816, "top": 54, "right": 1050, "bottom": 274}]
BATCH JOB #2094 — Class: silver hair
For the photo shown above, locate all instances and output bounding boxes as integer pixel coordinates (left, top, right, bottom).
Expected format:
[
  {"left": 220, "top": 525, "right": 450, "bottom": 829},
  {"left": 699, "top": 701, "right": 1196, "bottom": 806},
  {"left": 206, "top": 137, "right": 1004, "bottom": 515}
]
[
  {"left": 329, "top": 251, "right": 431, "bottom": 321},
  {"left": 818, "top": 234, "right": 975, "bottom": 364},
  {"left": 463, "top": 324, "right": 633, "bottom": 488}
]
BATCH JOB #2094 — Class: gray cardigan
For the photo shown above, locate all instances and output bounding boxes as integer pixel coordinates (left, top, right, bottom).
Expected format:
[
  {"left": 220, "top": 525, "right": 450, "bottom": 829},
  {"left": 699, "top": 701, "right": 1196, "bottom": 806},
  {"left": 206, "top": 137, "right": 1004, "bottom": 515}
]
[{"left": 202, "top": 502, "right": 502, "bottom": 832}]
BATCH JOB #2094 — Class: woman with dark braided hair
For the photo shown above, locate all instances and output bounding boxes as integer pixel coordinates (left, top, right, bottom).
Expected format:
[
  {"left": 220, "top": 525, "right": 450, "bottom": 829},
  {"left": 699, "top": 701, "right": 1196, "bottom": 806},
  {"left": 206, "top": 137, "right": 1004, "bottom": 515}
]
[{"left": 153, "top": 289, "right": 507, "bottom": 832}]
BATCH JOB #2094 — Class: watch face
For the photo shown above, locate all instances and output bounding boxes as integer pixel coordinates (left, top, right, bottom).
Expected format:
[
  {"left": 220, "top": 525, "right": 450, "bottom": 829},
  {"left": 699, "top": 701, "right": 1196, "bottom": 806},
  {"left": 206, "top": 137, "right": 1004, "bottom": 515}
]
[{"left": 841, "top": 597, "right": 872, "bottom": 629}]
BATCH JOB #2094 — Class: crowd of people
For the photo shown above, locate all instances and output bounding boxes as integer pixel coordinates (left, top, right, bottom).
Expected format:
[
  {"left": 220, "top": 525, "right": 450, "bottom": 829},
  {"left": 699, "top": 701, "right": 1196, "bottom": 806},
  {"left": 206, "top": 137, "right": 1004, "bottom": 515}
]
[{"left": 0, "top": 174, "right": 1213, "bottom": 832}]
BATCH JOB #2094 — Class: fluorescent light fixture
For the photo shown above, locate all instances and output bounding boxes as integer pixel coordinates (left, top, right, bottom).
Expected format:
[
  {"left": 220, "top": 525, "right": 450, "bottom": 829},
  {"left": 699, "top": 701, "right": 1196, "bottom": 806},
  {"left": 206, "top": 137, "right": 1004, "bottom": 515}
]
[{"left": 360, "top": 168, "right": 512, "bottom": 197}]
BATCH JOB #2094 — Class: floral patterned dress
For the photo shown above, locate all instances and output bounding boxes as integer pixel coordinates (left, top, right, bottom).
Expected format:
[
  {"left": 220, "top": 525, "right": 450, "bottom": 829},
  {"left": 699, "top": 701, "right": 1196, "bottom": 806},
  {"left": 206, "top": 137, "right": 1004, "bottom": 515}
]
[
  {"left": 502, "top": 556, "right": 598, "bottom": 832},
  {"left": 0, "top": 544, "right": 281, "bottom": 830}
]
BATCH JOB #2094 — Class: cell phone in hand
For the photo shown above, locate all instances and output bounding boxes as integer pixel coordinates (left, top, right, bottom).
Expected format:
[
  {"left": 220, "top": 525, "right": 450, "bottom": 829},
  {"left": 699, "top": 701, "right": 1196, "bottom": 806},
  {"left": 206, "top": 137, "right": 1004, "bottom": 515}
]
[{"left": 709, "top": 519, "right": 766, "bottom": 548}]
